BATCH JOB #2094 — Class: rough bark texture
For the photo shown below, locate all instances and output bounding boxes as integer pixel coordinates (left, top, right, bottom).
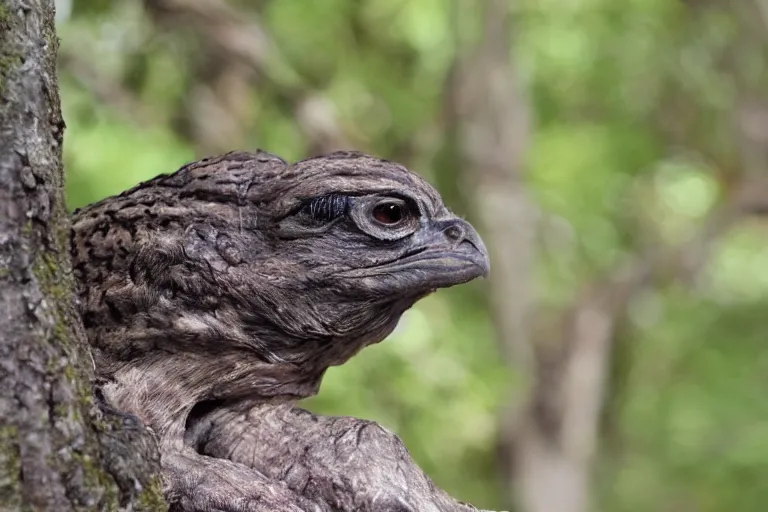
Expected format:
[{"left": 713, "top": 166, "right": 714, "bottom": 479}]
[{"left": 0, "top": 0, "right": 167, "bottom": 510}]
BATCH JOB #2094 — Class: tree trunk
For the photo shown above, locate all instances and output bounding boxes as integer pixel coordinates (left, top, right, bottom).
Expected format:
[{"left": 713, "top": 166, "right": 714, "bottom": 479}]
[
  {"left": 0, "top": 1, "right": 167, "bottom": 509},
  {"left": 448, "top": 0, "right": 539, "bottom": 509}
]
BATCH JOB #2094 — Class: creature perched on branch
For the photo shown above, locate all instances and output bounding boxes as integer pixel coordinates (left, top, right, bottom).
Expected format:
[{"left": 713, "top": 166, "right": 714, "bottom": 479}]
[{"left": 71, "top": 150, "right": 493, "bottom": 512}]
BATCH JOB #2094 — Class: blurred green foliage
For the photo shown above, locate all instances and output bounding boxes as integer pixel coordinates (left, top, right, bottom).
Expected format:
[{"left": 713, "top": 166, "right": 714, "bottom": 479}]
[{"left": 58, "top": 0, "right": 768, "bottom": 511}]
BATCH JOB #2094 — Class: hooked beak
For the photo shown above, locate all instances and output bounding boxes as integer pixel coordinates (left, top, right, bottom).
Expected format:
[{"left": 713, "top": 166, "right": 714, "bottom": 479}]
[{"left": 337, "top": 216, "right": 490, "bottom": 291}]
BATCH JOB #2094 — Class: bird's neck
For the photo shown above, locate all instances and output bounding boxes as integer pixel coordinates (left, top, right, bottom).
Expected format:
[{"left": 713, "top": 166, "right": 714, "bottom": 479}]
[
  {"left": 96, "top": 313, "right": 394, "bottom": 448},
  {"left": 100, "top": 348, "right": 328, "bottom": 449}
]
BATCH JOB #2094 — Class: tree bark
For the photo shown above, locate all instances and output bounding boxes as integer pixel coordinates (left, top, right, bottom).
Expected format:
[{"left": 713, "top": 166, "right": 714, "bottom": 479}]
[{"left": 0, "top": 1, "right": 167, "bottom": 509}]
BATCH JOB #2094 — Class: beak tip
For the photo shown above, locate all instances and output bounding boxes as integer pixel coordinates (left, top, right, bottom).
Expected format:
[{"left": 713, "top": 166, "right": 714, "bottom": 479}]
[{"left": 479, "top": 254, "right": 491, "bottom": 279}]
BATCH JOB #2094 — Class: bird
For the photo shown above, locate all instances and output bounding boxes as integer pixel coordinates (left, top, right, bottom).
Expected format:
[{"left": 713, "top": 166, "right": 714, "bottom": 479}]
[{"left": 71, "top": 150, "right": 493, "bottom": 512}]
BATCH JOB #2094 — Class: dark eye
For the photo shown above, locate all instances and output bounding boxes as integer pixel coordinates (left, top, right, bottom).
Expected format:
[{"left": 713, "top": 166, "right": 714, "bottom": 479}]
[{"left": 372, "top": 201, "right": 408, "bottom": 225}]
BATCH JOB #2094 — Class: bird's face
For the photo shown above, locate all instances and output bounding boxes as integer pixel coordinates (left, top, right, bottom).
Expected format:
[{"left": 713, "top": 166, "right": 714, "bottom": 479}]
[
  {"left": 240, "top": 152, "right": 490, "bottom": 355},
  {"left": 270, "top": 181, "right": 489, "bottom": 297}
]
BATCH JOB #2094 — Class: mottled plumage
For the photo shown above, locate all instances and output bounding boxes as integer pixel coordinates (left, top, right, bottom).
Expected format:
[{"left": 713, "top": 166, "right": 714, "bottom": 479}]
[{"left": 72, "top": 150, "right": 492, "bottom": 512}]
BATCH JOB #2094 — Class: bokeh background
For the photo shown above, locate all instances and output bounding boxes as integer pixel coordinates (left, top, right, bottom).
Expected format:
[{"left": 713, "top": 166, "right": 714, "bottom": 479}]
[{"left": 56, "top": 1, "right": 768, "bottom": 511}]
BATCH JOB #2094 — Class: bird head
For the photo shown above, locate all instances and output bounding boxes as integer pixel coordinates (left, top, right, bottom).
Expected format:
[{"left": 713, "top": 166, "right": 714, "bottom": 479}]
[{"left": 73, "top": 150, "right": 490, "bottom": 380}]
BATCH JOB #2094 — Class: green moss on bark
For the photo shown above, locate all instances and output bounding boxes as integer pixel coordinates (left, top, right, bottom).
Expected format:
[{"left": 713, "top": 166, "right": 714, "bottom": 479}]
[
  {"left": 0, "top": 53, "right": 21, "bottom": 96},
  {"left": 0, "top": 426, "right": 22, "bottom": 509},
  {"left": 72, "top": 451, "right": 120, "bottom": 510},
  {"left": 136, "top": 476, "right": 168, "bottom": 512},
  {"left": 0, "top": 3, "right": 21, "bottom": 97}
]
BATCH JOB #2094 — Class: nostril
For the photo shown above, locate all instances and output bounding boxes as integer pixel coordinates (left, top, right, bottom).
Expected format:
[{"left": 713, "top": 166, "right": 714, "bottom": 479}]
[{"left": 444, "top": 224, "right": 465, "bottom": 242}]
